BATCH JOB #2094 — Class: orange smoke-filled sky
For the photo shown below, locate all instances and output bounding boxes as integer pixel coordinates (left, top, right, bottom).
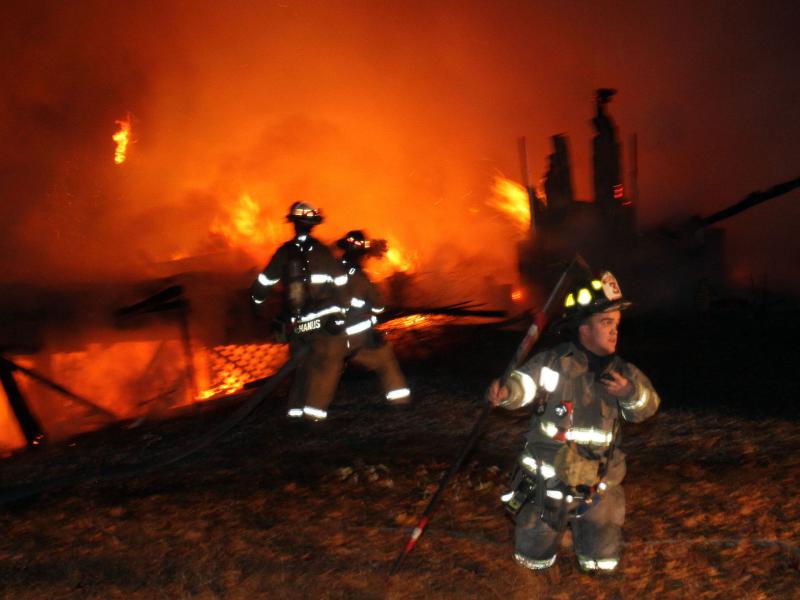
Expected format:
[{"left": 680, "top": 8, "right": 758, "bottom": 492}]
[{"left": 1, "top": 1, "right": 798, "bottom": 292}]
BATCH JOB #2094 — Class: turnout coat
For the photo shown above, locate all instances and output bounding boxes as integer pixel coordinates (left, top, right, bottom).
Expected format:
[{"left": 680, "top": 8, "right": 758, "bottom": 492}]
[{"left": 506, "top": 341, "right": 660, "bottom": 489}]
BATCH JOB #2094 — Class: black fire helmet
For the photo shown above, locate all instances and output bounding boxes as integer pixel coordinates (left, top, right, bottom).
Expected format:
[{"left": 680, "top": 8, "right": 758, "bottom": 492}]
[
  {"left": 561, "top": 270, "right": 632, "bottom": 322},
  {"left": 286, "top": 201, "right": 323, "bottom": 225},
  {"left": 337, "top": 230, "right": 388, "bottom": 257},
  {"left": 337, "top": 230, "right": 368, "bottom": 251}
]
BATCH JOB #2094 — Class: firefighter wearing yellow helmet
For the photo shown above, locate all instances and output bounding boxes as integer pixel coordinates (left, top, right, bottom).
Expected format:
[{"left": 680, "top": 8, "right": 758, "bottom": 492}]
[
  {"left": 487, "top": 271, "right": 659, "bottom": 573},
  {"left": 251, "top": 201, "right": 349, "bottom": 422}
]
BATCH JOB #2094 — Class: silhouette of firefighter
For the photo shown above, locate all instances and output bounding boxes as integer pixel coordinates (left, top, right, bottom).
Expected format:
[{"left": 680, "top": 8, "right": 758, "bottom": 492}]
[
  {"left": 336, "top": 230, "right": 410, "bottom": 405},
  {"left": 487, "top": 271, "right": 659, "bottom": 573},
  {"left": 251, "top": 201, "right": 349, "bottom": 422}
]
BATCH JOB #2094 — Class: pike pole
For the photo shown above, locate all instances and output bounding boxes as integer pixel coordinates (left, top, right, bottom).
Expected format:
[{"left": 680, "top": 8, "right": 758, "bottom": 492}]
[{"left": 389, "top": 256, "right": 589, "bottom": 575}]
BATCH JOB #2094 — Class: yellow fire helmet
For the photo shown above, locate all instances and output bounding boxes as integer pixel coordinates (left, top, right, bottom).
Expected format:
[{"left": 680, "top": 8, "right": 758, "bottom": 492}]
[{"left": 562, "top": 271, "right": 632, "bottom": 318}]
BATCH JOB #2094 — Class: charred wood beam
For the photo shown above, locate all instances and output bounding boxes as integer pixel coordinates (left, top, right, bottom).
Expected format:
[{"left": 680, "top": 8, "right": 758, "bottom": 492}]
[
  {"left": 114, "top": 284, "right": 185, "bottom": 318},
  {"left": 0, "top": 347, "right": 308, "bottom": 505},
  {"left": 0, "top": 358, "right": 45, "bottom": 448},
  {"left": 0, "top": 356, "right": 116, "bottom": 421},
  {"left": 699, "top": 176, "right": 800, "bottom": 228},
  {"left": 115, "top": 284, "right": 197, "bottom": 400}
]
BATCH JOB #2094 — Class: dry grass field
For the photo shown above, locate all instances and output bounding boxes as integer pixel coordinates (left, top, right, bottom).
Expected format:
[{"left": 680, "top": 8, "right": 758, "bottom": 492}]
[{"left": 1, "top": 307, "right": 799, "bottom": 599}]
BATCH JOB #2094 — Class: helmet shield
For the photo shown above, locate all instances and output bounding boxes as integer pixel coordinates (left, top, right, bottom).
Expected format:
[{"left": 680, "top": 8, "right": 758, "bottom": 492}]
[
  {"left": 337, "top": 230, "right": 389, "bottom": 258},
  {"left": 337, "top": 230, "right": 368, "bottom": 251},
  {"left": 287, "top": 201, "right": 323, "bottom": 225},
  {"left": 562, "top": 270, "right": 631, "bottom": 321}
]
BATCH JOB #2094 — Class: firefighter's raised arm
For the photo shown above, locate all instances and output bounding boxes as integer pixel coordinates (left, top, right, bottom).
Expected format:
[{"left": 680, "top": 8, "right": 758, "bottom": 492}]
[
  {"left": 614, "top": 364, "right": 660, "bottom": 423},
  {"left": 486, "top": 367, "right": 544, "bottom": 410}
]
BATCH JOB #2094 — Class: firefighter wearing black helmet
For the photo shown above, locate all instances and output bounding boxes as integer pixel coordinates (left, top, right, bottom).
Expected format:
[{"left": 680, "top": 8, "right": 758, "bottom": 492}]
[
  {"left": 335, "top": 230, "right": 410, "bottom": 404},
  {"left": 487, "top": 271, "right": 659, "bottom": 573},
  {"left": 251, "top": 201, "right": 349, "bottom": 421}
]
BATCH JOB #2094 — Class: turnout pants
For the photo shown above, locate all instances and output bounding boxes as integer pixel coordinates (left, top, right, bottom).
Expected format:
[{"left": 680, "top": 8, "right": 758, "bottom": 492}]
[
  {"left": 287, "top": 329, "right": 409, "bottom": 417},
  {"left": 514, "top": 484, "right": 625, "bottom": 571},
  {"left": 348, "top": 340, "right": 408, "bottom": 403},
  {"left": 287, "top": 332, "right": 348, "bottom": 415}
]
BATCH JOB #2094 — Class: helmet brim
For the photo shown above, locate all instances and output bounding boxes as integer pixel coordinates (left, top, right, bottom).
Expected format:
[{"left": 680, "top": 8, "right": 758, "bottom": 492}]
[
  {"left": 336, "top": 237, "right": 365, "bottom": 251},
  {"left": 287, "top": 214, "right": 323, "bottom": 225},
  {"left": 551, "top": 299, "right": 632, "bottom": 331},
  {"left": 600, "top": 299, "right": 632, "bottom": 313}
]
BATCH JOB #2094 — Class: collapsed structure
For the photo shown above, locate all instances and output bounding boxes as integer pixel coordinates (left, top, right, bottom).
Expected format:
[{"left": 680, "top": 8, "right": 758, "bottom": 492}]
[
  {"left": 518, "top": 89, "right": 798, "bottom": 310},
  {"left": 2, "top": 88, "right": 796, "bottom": 454}
]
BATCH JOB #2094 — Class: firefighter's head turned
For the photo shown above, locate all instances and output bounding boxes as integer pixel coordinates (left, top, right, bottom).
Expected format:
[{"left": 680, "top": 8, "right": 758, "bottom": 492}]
[
  {"left": 287, "top": 201, "right": 323, "bottom": 233},
  {"left": 337, "top": 230, "right": 368, "bottom": 252},
  {"left": 562, "top": 271, "right": 631, "bottom": 356},
  {"left": 337, "top": 230, "right": 388, "bottom": 262},
  {"left": 578, "top": 310, "right": 621, "bottom": 356}
]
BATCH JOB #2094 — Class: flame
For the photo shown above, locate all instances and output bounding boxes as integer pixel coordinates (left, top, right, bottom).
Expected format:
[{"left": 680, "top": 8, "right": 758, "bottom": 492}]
[
  {"left": 511, "top": 287, "right": 523, "bottom": 302},
  {"left": 383, "top": 314, "right": 429, "bottom": 329},
  {"left": 365, "top": 236, "right": 417, "bottom": 281},
  {"left": 169, "top": 249, "right": 192, "bottom": 261},
  {"left": 112, "top": 114, "right": 132, "bottom": 164},
  {"left": 0, "top": 382, "right": 26, "bottom": 454},
  {"left": 385, "top": 246, "right": 412, "bottom": 273},
  {"left": 488, "top": 175, "right": 530, "bottom": 234},
  {"left": 210, "top": 192, "right": 281, "bottom": 254},
  {"left": 0, "top": 316, "right": 468, "bottom": 454},
  {"left": 535, "top": 177, "right": 548, "bottom": 206},
  {"left": 197, "top": 375, "right": 245, "bottom": 400}
]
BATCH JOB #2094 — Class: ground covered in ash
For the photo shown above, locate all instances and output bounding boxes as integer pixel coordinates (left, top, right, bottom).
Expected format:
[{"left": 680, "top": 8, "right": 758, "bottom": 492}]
[{"left": 1, "top": 307, "right": 799, "bottom": 599}]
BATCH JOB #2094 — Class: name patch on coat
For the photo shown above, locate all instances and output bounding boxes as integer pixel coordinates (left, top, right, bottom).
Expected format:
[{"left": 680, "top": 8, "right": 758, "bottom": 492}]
[{"left": 295, "top": 319, "right": 321, "bottom": 334}]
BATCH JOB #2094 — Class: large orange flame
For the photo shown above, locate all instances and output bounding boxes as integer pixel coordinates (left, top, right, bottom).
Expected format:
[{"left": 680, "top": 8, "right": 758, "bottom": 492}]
[
  {"left": 210, "top": 192, "right": 281, "bottom": 256},
  {"left": 112, "top": 114, "right": 132, "bottom": 165},
  {"left": 487, "top": 175, "right": 530, "bottom": 234},
  {"left": 0, "top": 386, "right": 25, "bottom": 455},
  {"left": 0, "top": 313, "right": 467, "bottom": 455},
  {"left": 365, "top": 236, "right": 417, "bottom": 281}
]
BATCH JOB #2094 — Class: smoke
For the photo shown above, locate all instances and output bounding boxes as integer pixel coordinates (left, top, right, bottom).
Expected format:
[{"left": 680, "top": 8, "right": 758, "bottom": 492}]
[{"left": 1, "top": 1, "right": 798, "bottom": 291}]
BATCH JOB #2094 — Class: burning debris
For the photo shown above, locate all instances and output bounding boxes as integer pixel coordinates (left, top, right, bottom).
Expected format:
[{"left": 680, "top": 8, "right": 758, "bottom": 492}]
[
  {"left": 0, "top": 286, "right": 505, "bottom": 455},
  {"left": 2, "top": 84, "right": 794, "bottom": 456}
]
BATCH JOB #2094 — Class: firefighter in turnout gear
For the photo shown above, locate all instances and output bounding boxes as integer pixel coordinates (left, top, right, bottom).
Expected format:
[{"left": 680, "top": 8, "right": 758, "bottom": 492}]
[
  {"left": 251, "top": 201, "right": 349, "bottom": 421},
  {"left": 487, "top": 271, "right": 659, "bottom": 573},
  {"left": 336, "top": 231, "right": 410, "bottom": 404}
]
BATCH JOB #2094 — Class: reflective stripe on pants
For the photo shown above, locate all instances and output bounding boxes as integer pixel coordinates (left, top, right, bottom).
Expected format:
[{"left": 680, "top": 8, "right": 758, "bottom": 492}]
[{"left": 513, "top": 484, "right": 625, "bottom": 570}]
